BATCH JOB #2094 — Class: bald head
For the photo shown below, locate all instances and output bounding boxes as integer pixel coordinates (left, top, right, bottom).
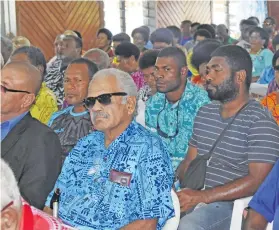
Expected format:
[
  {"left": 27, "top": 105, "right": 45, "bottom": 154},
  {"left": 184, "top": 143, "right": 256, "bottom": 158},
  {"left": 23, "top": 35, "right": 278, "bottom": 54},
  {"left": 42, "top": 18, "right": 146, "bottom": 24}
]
[
  {"left": 83, "top": 48, "right": 110, "bottom": 70},
  {"left": 3, "top": 62, "right": 42, "bottom": 95}
]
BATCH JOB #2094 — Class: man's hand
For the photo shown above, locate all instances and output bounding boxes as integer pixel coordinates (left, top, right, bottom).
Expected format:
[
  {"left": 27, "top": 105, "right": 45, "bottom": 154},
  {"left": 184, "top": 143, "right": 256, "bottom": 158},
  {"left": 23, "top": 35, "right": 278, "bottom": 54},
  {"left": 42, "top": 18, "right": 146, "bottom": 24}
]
[{"left": 177, "top": 189, "right": 208, "bottom": 212}]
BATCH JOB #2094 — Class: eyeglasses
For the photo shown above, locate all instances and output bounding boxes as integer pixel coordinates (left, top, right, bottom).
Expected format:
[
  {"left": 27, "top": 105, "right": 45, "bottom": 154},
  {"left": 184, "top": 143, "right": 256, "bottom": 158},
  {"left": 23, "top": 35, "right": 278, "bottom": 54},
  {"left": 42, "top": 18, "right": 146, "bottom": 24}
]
[
  {"left": 83, "top": 92, "right": 127, "bottom": 109},
  {"left": 274, "top": 65, "right": 279, "bottom": 72},
  {"left": 1, "top": 85, "right": 31, "bottom": 94},
  {"left": 1, "top": 201, "right": 14, "bottom": 212},
  {"left": 156, "top": 99, "right": 180, "bottom": 139}
]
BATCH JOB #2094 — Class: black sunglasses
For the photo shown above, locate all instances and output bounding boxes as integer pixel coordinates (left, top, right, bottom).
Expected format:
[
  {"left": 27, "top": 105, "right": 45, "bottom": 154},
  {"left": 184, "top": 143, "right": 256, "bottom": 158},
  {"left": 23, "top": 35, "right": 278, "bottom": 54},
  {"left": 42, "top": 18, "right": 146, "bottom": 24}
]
[
  {"left": 274, "top": 65, "right": 279, "bottom": 71},
  {"left": 1, "top": 85, "right": 31, "bottom": 94},
  {"left": 83, "top": 92, "right": 127, "bottom": 109},
  {"left": 156, "top": 99, "right": 180, "bottom": 139}
]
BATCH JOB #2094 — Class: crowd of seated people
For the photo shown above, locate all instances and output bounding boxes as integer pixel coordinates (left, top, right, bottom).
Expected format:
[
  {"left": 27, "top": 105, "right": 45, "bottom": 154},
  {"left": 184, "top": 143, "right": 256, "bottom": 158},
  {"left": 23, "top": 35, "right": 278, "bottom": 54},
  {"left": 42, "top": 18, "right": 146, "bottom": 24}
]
[{"left": 1, "top": 14, "right": 279, "bottom": 230}]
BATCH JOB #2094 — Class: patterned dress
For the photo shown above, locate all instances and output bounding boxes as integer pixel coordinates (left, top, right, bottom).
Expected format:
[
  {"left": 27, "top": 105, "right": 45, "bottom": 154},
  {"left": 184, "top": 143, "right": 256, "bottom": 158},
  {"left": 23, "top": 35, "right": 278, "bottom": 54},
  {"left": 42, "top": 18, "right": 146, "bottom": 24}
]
[
  {"left": 45, "top": 121, "right": 174, "bottom": 230},
  {"left": 145, "top": 81, "right": 210, "bottom": 170}
]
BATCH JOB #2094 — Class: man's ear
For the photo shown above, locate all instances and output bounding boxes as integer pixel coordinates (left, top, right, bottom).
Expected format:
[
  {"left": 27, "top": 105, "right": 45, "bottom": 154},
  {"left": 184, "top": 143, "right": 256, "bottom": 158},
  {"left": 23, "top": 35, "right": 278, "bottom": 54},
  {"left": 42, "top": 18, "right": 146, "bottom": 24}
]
[
  {"left": 1, "top": 208, "right": 19, "bottom": 230},
  {"left": 126, "top": 96, "right": 137, "bottom": 115},
  {"left": 236, "top": 70, "right": 246, "bottom": 85},
  {"left": 180, "top": 66, "right": 188, "bottom": 78},
  {"left": 21, "top": 94, "right": 36, "bottom": 109},
  {"left": 130, "top": 55, "right": 136, "bottom": 63}
]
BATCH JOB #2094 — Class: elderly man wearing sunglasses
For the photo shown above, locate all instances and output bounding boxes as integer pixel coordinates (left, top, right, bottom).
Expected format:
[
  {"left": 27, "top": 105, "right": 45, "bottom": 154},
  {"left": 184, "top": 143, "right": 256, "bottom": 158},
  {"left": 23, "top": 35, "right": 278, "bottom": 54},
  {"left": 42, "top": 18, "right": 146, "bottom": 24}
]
[
  {"left": 44, "top": 68, "right": 174, "bottom": 230},
  {"left": 1, "top": 62, "right": 62, "bottom": 210}
]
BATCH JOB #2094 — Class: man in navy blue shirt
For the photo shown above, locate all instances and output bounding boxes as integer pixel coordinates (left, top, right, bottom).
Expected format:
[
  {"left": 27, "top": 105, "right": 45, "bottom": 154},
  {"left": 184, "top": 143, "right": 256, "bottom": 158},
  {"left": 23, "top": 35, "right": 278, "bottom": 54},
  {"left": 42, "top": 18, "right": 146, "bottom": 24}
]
[{"left": 244, "top": 160, "right": 279, "bottom": 230}]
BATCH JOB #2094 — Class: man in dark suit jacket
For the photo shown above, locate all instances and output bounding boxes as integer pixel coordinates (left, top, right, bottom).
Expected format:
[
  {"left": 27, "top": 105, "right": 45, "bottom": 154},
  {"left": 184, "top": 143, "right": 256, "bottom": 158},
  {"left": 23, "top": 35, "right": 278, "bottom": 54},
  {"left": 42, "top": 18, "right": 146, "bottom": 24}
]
[{"left": 1, "top": 62, "right": 62, "bottom": 210}]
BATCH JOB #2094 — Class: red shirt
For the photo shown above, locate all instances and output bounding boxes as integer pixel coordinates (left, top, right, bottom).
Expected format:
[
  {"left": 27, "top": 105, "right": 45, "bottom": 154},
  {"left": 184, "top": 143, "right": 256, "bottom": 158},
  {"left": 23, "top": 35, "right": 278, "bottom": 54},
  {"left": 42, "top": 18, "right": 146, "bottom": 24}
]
[{"left": 20, "top": 200, "right": 74, "bottom": 230}]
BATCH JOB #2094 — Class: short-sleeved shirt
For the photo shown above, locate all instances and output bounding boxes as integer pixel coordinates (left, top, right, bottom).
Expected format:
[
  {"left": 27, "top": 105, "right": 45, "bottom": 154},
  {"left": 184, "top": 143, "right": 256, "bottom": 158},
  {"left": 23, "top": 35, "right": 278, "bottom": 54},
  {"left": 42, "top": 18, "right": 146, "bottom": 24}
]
[
  {"left": 189, "top": 100, "right": 279, "bottom": 189},
  {"left": 249, "top": 160, "right": 279, "bottom": 229},
  {"left": 45, "top": 121, "right": 174, "bottom": 230},
  {"left": 250, "top": 49, "right": 274, "bottom": 77},
  {"left": 48, "top": 106, "right": 92, "bottom": 159},
  {"left": 145, "top": 81, "right": 210, "bottom": 169}
]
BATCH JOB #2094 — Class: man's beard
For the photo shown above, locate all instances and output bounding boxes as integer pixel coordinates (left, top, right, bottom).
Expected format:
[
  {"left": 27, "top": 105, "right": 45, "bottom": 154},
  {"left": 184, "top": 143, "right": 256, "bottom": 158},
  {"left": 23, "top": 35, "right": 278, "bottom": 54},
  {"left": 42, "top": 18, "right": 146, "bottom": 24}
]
[{"left": 205, "top": 75, "right": 239, "bottom": 103}]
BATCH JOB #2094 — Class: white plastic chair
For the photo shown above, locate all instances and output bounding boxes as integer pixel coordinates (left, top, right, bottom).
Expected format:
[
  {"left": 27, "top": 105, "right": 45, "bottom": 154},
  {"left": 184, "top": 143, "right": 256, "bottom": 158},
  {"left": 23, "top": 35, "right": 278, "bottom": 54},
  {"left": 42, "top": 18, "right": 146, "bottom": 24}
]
[
  {"left": 163, "top": 189, "right": 180, "bottom": 230},
  {"left": 230, "top": 196, "right": 273, "bottom": 230}
]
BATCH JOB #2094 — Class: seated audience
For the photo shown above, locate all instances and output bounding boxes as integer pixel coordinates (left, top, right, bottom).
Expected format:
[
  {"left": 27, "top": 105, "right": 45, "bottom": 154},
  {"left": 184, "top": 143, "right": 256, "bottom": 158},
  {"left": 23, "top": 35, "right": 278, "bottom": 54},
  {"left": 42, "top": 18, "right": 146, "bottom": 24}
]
[
  {"left": 167, "top": 26, "right": 182, "bottom": 47},
  {"left": 83, "top": 48, "right": 110, "bottom": 70},
  {"left": 196, "top": 24, "right": 216, "bottom": 39},
  {"left": 115, "top": 42, "right": 145, "bottom": 91},
  {"left": 112, "top": 32, "right": 131, "bottom": 51},
  {"left": 12, "top": 36, "right": 30, "bottom": 51},
  {"left": 244, "top": 159, "right": 279, "bottom": 230},
  {"left": 132, "top": 27, "right": 149, "bottom": 53},
  {"left": 258, "top": 49, "right": 279, "bottom": 85},
  {"left": 167, "top": 26, "right": 187, "bottom": 55},
  {"left": 1, "top": 36, "right": 13, "bottom": 65},
  {"left": 45, "top": 35, "right": 82, "bottom": 106},
  {"left": 186, "top": 29, "right": 212, "bottom": 79},
  {"left": 44, "top": 68, "right": 174, "bottom": 230},
  {"left": 137, "top": 49, "right": 160, "bottom": 126},
  {"left": 46, "top": 34, "right": 64, "bottom": 72},
  {"left": 145, "top": 47, "right": 210, "bottom": 170},
  {"left": 247, "top": 16, "right": 260, "bottom": 26},
  {"left": 176, "top": 45, "right": 279, "bottom": 230},
  {"left": 249, "top": 27, "right": 273, "bottom": 81},
  {"left": 261, "top": 51, "right": 279, "bottom": 125},
  {"left": 1, "top": 62, "right": 62, "bottom": 209},
  {"left": 140, "top": 25, "right": 153, "bottom": 49},
  {"left": 48, "top": 58, "right": 98, "bottom": 162},
  {"left": 267, "top": 50, "right": 279, "bottom": 94},
  {"left": 150, "top": 28, "right": 174, "bottom": 50},
  {"left": 191, "top": 39, "right": 222, "bottom": 85},
  {"left": 273, "top": 34, "right": 279, "bottom": 51},
  {"left": 10, "top": 46, "right": 58, "bottom": 124},
  {"left": 185, "top": 22, "right": 201, "bottom": 51},
  {"left": 263, "top": 16, "right": 278, "bottom": 52},
  {"left": 216, "top": 24, "right": 237, "bottom": 45},
  {"left": 237, "top": 19, "right": 257, "bottom": 49},
  {"left": 180, "top": 20, "right": 192, "bottom": 45},
  {"left": 96, "top": 28, "right": 114, "bottom": 57},
  {"left": 0, "top": 159, "right": 72, "bottom": 230},
  {"left": 138, "top": 49, "right": 160, "bottom": 101}
]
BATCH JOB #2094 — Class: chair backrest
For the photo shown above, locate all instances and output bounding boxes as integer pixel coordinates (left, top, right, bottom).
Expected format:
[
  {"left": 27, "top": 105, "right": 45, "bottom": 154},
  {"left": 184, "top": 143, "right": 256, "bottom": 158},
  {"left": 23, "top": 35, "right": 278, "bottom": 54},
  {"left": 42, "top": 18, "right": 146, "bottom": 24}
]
[{"left": 162, "top": 189, "right": 180, "bottom": 230}]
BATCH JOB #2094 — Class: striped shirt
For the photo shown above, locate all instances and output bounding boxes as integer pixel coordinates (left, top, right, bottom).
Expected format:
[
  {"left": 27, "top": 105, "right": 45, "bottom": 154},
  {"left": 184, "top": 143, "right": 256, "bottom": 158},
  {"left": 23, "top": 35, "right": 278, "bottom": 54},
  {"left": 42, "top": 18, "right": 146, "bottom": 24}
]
[{"left": 189, "top": 100, "right": 279, "bottom": 189}]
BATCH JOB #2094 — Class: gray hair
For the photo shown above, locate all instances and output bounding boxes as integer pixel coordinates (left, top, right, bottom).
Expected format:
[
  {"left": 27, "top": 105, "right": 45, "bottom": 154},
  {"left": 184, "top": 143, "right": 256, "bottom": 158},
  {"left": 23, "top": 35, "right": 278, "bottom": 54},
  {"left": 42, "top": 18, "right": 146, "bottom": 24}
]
[
  {"left": 83, "top": 48, "right": 110, "bottom": 70},
  {"left": 0, "top": 159, "right": 21, "bottom": 210},
  {"left": 92, "top": 68, "right": 138, "bottom": 116}
]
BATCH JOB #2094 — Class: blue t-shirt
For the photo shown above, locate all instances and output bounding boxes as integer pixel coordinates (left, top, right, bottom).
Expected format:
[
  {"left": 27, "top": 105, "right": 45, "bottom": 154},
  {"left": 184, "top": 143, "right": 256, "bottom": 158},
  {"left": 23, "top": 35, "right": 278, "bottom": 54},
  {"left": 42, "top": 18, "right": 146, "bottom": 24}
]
[
  {"left": 249, "top": 160, "right": 279, "bottom": 229},
  {"left": 250, "top": 49, "right": 273, "bottom": 77},
  {"left": 45, "top": 121, "right": 174, "bottom": 230}
]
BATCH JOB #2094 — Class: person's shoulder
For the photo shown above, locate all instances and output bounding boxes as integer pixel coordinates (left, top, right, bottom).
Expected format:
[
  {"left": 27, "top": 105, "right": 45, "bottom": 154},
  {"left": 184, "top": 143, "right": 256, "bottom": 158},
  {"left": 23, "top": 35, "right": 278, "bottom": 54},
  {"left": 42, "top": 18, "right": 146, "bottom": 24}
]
[
  {"left": 184, "top": 82, "right": 210, "bottom": 103},
  {"left": 146, "top": 92, "right": 164, "bottom": 106},
  {"left": 261, "top": 48, "right": 274, "bottom": 56},
  {"left": 49, "top": 106, "right": 72, "bottom": 121},
  {"left": 244, "top": 100, "right": 277, "bottom": 123},
  {"left": 132, "top": 121, "right": 163, "bottom": 142}
]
